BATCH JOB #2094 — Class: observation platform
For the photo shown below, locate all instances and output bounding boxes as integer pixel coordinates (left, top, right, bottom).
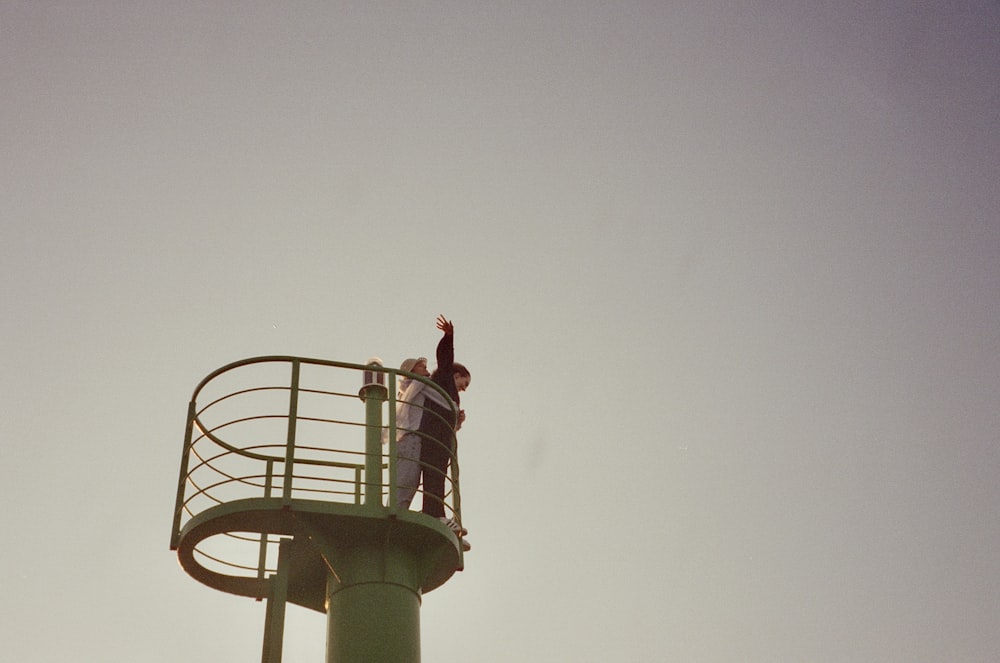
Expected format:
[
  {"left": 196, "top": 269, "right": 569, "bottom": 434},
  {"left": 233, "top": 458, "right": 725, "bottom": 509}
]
[{"left": 169, "top": 356, "right": 466, "bottom": 614}]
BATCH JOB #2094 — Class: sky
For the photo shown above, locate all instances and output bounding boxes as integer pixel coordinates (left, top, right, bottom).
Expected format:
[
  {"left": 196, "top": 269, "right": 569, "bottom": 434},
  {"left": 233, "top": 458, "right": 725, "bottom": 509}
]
[{"left": 2, "top": 1, "right": 999, "bottom": 661}]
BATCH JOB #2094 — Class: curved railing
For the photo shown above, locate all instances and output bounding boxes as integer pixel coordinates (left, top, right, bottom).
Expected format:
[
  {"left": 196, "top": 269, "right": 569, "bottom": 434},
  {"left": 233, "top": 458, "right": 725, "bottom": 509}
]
[{"left": 169, "top": 356, "right": 462, "bottom": 581}]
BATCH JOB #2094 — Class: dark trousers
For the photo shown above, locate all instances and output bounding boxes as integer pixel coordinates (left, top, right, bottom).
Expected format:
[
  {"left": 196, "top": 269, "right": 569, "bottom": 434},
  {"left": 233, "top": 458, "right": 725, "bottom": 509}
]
[{"left": 420, "top": 433, "right": 453, "bottom": 518}]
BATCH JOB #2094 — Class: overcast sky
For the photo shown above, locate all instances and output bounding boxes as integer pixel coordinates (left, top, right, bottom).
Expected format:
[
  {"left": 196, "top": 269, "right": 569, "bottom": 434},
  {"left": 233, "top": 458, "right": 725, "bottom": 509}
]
[{"left": 2, "top": 2, "right": 999, "bottom": 661}]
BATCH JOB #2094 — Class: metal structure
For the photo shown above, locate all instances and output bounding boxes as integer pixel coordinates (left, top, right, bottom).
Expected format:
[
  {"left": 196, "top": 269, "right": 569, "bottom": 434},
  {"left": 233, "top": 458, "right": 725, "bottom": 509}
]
[{"left": 169, "top": 356, "right": 465, "bottom": 663}]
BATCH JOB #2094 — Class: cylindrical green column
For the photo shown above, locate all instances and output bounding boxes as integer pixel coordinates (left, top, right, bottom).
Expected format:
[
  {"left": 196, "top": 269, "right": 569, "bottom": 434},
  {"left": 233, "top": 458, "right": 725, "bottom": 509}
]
[
  {"left": 319, "top": 527, "right": 434, "bottom": 663},
  {"left": 360, "top": 359, "right": 387, "bottom": 508},
  {"left": 325, "top": 579, "right": 421, "bottom": 663}
]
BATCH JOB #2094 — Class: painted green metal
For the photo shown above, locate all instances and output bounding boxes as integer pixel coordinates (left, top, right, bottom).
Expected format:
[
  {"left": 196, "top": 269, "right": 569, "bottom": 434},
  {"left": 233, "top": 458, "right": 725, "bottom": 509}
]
[
  {"left": 176, "top": 501, "right": 461, "bottom": 610},
  {"left": 326, "top": 572, "right": 421, "bottom": 663},
  {"left": 261, "top": 538, "right": 291, "bottom": 663},
  {"left": 169, "top": 400, "right": 197, "bottom": 550},
  {"left": 299, "top": 517, "right": 432, "bottom": 663},
  {"left": 361, "top": 362, "right": 386, "bottom": 509},
  {"left": 387, "top": 371, "right": 398, "bottom": 513},
  {"left": 257, "top": 460, "right": 275, "bottom": 581},
  {"left": 282, "top": 360, "right": 300, "bottom": 507},
  {"left": 171, "top": 356, "right": 466, "bottom": 663}
]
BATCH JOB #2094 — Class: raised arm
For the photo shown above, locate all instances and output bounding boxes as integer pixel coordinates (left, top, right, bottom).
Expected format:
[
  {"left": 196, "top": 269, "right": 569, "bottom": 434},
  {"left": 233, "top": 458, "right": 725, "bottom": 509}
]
[{"left": 434, "top": 315, "right": 454, "bottom": 374}]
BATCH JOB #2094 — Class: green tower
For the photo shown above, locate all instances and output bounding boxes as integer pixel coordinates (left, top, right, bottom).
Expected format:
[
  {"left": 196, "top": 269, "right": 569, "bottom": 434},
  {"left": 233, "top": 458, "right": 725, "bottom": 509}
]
[{"left": 169, "top": 356, "right": 466, "bottom": 663}]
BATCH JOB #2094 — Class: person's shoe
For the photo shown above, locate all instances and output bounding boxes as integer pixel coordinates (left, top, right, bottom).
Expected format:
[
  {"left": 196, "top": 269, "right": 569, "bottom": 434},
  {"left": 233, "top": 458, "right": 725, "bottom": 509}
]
[
  {"left": 439, "top": 517, "right": 469, "bottom": 536},
  {"left": 460, "top": 537, "right": 471, "bottom": 552}
]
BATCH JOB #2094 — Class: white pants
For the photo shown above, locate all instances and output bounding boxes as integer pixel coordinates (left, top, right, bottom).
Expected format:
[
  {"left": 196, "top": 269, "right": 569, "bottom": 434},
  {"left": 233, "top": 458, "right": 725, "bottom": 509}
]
[{"left": 394, "top": 432, "right": 422, "bottom": 509}]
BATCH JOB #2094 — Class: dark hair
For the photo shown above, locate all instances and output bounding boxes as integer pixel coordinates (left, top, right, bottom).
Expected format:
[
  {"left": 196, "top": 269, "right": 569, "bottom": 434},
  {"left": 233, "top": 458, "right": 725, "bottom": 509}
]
[{"left": 453, "top": 362, "right": 470, "bottom": 378}]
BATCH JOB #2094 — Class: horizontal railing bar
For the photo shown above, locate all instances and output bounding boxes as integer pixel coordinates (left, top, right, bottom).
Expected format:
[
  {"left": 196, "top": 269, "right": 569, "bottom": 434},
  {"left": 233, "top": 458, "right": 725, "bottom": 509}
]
[
  {"left": 195, "top": 385, "right": 290, "bottom": 418},
  {"left": 194, "top": 545, "right": 275, "bottom": 574}
]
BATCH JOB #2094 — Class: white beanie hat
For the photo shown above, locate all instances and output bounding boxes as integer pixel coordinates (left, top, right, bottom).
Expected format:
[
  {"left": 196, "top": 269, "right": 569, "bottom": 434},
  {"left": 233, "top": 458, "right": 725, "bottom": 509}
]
[{"left": 399, "top": 357, "right": 427, "bottom": 373}]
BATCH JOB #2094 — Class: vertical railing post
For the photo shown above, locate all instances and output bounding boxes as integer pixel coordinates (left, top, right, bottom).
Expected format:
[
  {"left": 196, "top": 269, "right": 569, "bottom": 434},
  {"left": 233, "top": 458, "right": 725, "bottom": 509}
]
[
  {"left": 387, "top": 371, "right": 398, "bottom": 513},
  {"left": 449, "top": 421, "right": 461, "bottom": 528},
  {"left": 170, "top": 400, "right": 198, "bottom": 550},
  {"left": 257, "top": 459, "right": 275, "bottom": 580},
  {"left": 261, "top": 538, "right": 292, "bottom": 663},
  {"left": 359, "top": 359, "right": 387, "bottom": 509},
  {"left": 282, "top": 360, "right": 301, "bottom": 507}
]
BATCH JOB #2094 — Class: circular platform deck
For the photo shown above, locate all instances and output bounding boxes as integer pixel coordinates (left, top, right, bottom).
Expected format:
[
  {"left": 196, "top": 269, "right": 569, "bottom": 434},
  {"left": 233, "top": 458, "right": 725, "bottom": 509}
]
[{"left": 175, "top": 498, "right": 463, "bottom": 613}]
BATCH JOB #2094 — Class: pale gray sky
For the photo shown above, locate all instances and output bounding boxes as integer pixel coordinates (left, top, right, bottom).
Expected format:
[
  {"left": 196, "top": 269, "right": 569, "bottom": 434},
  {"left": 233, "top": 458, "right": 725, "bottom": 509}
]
[{"left": 2, "top": 2, "right": 999, "bottom": 661}]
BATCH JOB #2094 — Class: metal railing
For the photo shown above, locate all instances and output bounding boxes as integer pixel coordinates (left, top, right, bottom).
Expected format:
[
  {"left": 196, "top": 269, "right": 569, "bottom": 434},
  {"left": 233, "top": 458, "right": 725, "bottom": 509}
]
[{"left": 169, "top": 356, "right": 462, "bottom": 579}]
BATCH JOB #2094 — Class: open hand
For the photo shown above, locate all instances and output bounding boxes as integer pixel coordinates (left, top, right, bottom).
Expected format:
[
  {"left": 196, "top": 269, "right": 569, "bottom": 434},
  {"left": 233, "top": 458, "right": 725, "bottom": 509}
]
[{"left": 436, "top": 315, "right": 454, "bottom": 335}]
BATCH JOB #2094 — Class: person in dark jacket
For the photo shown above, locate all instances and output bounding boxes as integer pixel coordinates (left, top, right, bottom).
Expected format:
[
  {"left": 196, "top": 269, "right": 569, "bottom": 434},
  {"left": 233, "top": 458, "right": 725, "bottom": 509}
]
[{"left": 418, "top": 315, "right": 471, "bottom": 542}]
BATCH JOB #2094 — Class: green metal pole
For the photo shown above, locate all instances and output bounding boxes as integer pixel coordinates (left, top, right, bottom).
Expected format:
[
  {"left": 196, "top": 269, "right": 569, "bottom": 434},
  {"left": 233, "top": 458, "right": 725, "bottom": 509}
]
[
  {"left": 360, "top": 361, "right": 386, "bottom": 509},
  {"left": 387, "top": 371, "right": 398, "bottom": 513},
  {"left": 262, "top": 539, "right": 292, "bottom": 663},
  {"left": 282, "top": 361, "right": 301, "bottom": 507}
]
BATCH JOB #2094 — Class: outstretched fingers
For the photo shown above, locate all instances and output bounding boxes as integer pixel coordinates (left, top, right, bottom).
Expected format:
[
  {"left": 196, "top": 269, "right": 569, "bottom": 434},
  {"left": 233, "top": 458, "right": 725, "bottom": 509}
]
[{"left": 436, "top": 314, "right": 454, "bottom": 334}]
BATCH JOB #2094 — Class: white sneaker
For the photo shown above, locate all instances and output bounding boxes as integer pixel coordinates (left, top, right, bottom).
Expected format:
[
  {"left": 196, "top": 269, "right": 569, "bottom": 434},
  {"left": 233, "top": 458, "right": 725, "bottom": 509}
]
[{"left": 438, "top": 517, "right": 469, "bottom": 536}]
